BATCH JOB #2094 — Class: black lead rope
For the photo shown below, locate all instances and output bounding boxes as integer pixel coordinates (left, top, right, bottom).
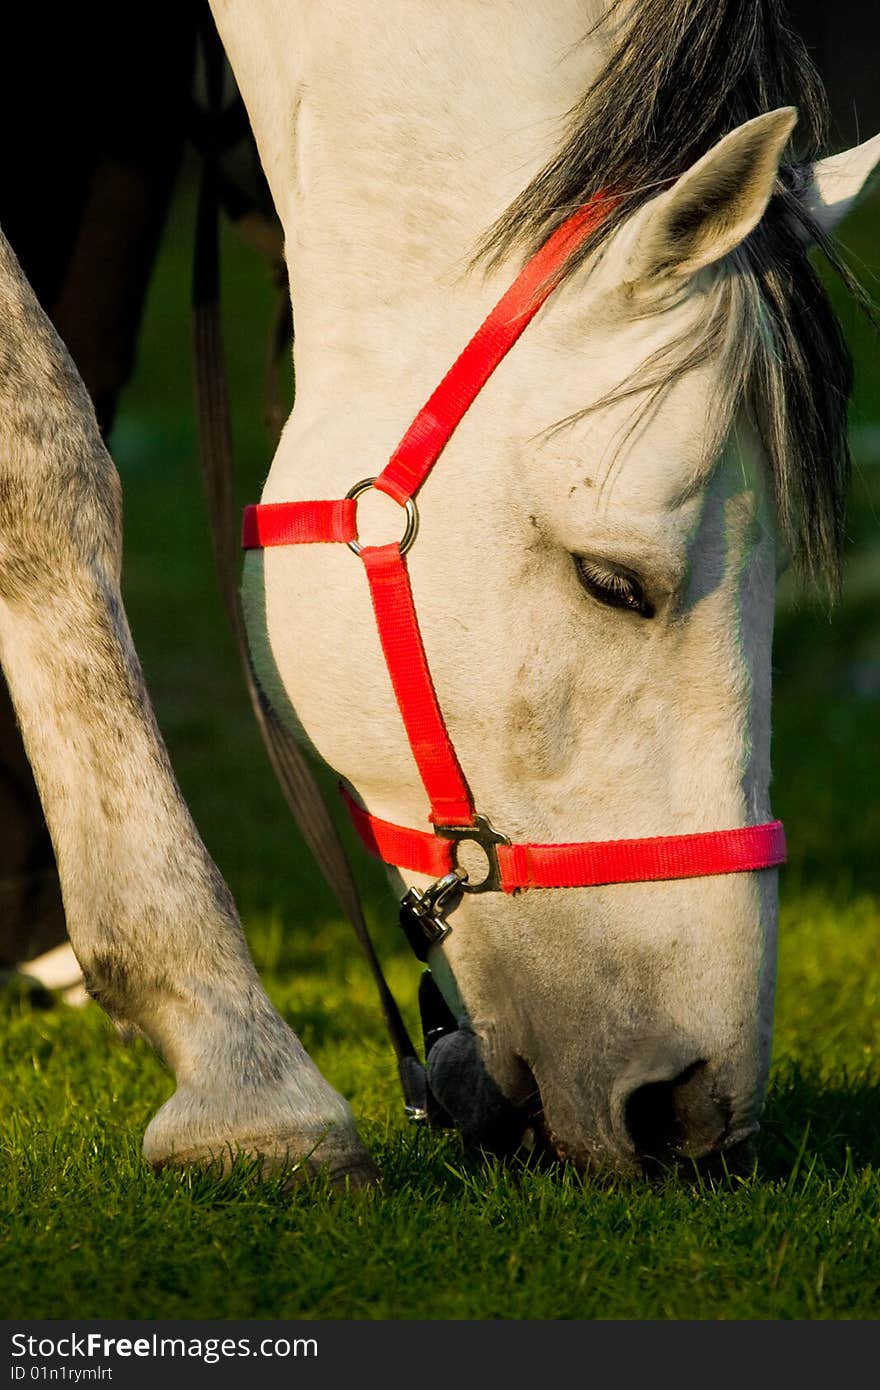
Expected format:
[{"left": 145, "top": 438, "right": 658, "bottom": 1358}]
[{"left": 190, "top": 14, "right": 430, "bottom": 1119}]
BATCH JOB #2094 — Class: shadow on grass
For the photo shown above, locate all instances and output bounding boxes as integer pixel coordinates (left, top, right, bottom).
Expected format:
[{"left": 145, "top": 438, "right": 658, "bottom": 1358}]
[{"left": 758, "top": 1065, "right": 880, "bottom": 1178}]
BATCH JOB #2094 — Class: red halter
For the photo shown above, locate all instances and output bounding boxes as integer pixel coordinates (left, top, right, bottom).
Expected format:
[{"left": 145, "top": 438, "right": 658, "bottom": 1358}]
[{"left": 242, "top": 195, "right": 785, "bottom": 941}]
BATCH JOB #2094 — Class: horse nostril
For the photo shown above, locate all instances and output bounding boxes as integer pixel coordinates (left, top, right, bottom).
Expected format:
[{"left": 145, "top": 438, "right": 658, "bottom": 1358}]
[{"left": 624, "top": 1059, "right": 731, "bottom": 1164}]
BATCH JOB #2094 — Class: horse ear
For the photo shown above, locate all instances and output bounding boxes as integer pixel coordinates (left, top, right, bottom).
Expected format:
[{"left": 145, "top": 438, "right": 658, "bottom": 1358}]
[
  {"left": 622, "top": 108, "right": 797, "bottom": 286},
  {"left": 804, "top": 133, "right": 880, "bottom": 236}
]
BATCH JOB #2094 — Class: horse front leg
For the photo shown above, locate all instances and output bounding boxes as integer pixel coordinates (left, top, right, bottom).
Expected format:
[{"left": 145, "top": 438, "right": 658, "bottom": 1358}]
[{"left": 0, "top": 225, "right": 375, "bottom": 1186}]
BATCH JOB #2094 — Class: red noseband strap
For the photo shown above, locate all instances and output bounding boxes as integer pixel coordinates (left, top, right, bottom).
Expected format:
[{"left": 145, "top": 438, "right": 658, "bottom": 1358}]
[
  {"left": 243, "top": 193, "right": 786, "bottom": 894},
  {"left": 341, "top": 786, "right": 786, "bottom": 892}
]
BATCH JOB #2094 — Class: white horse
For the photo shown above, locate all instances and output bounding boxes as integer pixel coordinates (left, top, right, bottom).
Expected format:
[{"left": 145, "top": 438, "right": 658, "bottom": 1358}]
[{"left": 1, "top": 0, "right": 877, "bottom": 1180}]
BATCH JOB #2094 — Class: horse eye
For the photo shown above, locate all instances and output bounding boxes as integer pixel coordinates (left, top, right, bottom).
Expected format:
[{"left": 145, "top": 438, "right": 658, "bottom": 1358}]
[{"left": 573, "top": 556, "right": 655, "bottom": 618}]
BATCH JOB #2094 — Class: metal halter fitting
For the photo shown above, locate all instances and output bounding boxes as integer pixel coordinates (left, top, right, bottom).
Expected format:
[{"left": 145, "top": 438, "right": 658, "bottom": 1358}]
[
  {"left": 242, "top": 192, "right": 786, "bottom": 967},
  {"left": 344, "top": 476, "right": 419, "bottom": 557},
  {"left": 434, "top": 815, "right": 511, "bottom": 893},
  {"left": 399, "top": 870, "right": 467, "bottom": 962}
]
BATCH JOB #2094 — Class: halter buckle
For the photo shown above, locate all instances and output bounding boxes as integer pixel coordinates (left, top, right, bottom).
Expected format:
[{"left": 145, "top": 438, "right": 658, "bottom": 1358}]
[
  {"left": 399, "top": 870, "right": 467, "bottom": 962},
  {"left": 433, "top": 814, "right": 510, "bottom": 894}
]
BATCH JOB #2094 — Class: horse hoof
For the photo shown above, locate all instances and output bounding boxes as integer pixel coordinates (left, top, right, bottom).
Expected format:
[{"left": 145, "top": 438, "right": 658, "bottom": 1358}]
[
  {"left": 285, "top": 1148, "right": 380, "bottom": 1192},
  {"left": 143, "top": 1086, "right": 378, "bottom": 1191},
  {"left": 147, "top": 1134, "right": 379, "bottom": 1190}
]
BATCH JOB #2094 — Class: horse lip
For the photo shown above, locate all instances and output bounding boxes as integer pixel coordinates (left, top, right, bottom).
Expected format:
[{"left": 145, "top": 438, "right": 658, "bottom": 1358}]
[
  {"left": 637, "top": 1121, "right": 761, "bottom": 1180},
  {"left": 517, "top": 1059, "right": 763, "bottom": 1175},
  {"left": 714, "top": 1122, "right": 761, "bottom": 1171},
  {"left": 428, "top": 1030, "right": 762, "bottom": 1175}
]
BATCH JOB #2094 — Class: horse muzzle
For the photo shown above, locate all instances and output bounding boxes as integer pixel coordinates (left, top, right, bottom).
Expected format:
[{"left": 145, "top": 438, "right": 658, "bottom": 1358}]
[{"left": 423, "top": 986, "right": 761, "bottom": 1175}]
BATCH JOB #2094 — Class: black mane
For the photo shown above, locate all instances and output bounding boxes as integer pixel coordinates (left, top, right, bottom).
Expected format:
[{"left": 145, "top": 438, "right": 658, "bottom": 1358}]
[{"left": 480, "top": 0, "right": 869, "bottom": 592}]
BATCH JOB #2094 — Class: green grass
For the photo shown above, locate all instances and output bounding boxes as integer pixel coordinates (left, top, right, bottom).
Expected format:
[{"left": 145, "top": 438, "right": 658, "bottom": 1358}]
[{"left": 1, "top": 172, "right": 879, "bottom": 1321}]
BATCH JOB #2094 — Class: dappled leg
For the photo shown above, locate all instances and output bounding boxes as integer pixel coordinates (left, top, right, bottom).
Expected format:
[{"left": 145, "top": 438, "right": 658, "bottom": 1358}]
[{"left": 0, "top": 224, "right": 375, "bottom": 1185}]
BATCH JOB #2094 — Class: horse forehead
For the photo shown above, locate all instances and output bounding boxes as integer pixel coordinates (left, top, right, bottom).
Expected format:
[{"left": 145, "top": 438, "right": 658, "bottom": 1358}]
[
  {"left": 508, "top": 282, "right": 723, "bottom": 449},
  {"left": 518, "top": 387, "right": 768, "bottom": 567},
  {"left": 525, "top": 375, "right": 726, "bottom": 513}
]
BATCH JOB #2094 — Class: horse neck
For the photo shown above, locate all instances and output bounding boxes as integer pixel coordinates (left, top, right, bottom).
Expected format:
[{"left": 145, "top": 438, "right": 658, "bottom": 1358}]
[{"left": 213, "top": 1, "right": 611, "bottom": 409}]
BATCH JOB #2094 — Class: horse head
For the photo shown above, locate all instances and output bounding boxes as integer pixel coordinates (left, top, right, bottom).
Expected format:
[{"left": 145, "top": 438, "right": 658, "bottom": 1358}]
[{"left": 230, "top": 0, "right": 880, "bottom": 1174}]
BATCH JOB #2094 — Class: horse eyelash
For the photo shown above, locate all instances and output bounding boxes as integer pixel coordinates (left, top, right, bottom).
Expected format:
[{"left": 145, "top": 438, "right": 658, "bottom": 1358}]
[{"left": 573, "top": 556, "right": 655, "bottom": 618}]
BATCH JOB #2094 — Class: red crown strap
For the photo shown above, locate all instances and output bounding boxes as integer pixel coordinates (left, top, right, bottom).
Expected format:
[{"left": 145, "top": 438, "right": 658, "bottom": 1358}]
[{"left": 374, "top": 195, "right": 618, "bottom": 505}]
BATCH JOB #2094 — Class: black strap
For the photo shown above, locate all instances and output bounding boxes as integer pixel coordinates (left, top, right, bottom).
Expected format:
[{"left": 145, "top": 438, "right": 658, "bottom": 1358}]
[{"left": 190, "top": 13, "right": 427, "bottom": 1118}]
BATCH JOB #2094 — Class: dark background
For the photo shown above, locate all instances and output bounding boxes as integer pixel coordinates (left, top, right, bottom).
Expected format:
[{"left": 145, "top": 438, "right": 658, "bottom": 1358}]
[{"left": 797, "top": 0, "right": 880, "bottom": 144}]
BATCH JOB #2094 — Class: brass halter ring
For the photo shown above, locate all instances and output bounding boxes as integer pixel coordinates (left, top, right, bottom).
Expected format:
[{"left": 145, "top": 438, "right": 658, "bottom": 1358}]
[{"left": 345, "top": 477, "right": 420, "bottom": 556}]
